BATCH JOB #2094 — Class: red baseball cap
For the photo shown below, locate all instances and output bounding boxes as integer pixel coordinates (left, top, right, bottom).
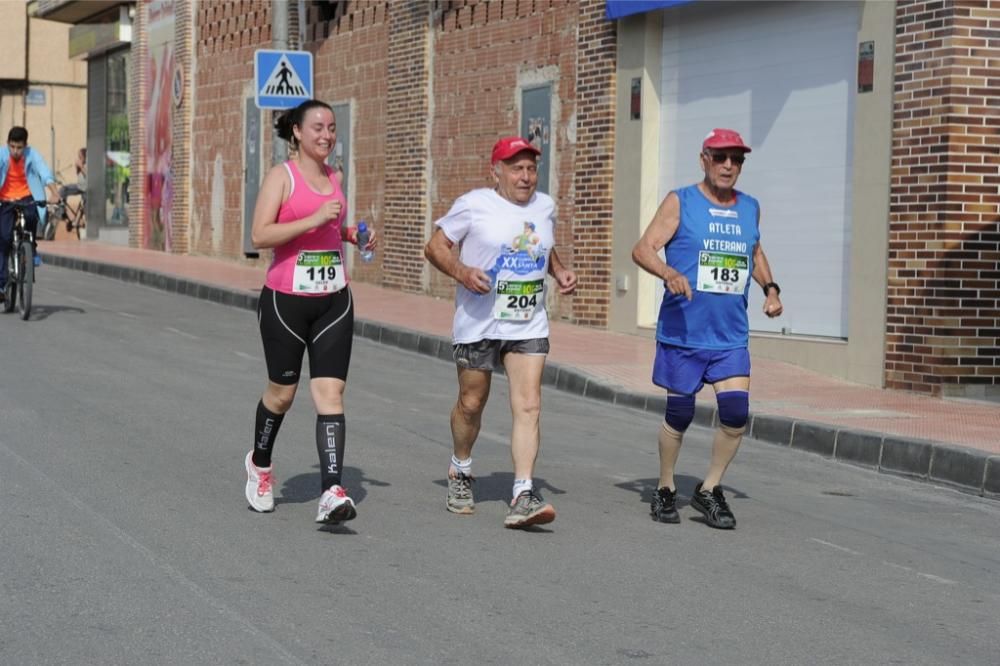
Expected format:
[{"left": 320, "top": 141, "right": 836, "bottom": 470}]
[
  {"left": 491, "top": 136, "right": 542, "bottom": 165},
  {"left": 702, "top": 128, "right": 751, "bottom": 153}
]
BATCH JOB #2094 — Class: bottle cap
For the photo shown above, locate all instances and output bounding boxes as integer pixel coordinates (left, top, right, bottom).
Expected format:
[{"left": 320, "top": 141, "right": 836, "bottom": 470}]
[{"left": 358, "top": 221, "right": 368, "bottom": 232}]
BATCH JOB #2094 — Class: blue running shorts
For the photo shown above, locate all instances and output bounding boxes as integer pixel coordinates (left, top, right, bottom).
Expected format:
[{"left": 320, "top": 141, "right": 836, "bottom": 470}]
[{"left": 652, "top": 343, "right": 751, "bottom": 395}]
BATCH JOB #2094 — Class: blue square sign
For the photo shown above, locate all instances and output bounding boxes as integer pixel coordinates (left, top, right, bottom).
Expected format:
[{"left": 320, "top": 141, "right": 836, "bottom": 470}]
[{"left": 255, "top": 49, "right": 313, "bottom": 110}]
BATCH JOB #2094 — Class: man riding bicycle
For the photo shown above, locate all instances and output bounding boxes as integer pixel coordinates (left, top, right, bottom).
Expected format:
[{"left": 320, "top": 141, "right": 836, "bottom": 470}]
[{"left": 0, "top": 127, "right": 59, "bottom": 301}]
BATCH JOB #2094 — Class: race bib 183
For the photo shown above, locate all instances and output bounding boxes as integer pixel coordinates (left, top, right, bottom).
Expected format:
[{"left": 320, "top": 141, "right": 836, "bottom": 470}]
[
  {"left": 696, "top": 251, "right": 749, "bottom": 294},
  {"left": 293, "top": 250, "right": 346, "bottom": 294}
]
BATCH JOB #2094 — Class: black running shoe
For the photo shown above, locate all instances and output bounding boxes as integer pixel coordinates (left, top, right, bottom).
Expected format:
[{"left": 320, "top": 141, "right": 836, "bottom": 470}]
[
  {"left": 690, "top": 482, "right": 736, "bottom": 529},
  {"left": 650, "top": 486, "right": 680, "bottom": 523}
]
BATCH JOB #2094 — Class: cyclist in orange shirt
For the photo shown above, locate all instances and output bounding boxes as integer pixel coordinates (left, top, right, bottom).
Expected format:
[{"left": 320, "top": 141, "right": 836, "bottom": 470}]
[{"left": 0, "top": 126, "right": 59, "bottom": 299}]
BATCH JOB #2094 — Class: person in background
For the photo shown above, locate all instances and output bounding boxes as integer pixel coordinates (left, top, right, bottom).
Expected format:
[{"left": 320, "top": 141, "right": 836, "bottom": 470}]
[
  {"left": 0, "top": 126, "right": 59, "bottom": 298},
  {"left": 75, "top": 147, "right": 87, "bottom": 189},
  {"left": 59, "top": 147, "right": 88, "bottom": 228}
]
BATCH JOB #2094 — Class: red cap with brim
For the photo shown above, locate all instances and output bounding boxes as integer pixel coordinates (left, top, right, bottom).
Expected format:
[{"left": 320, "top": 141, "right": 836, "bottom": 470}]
[
  {"left": 702, "top": 128, "right": 751, "bottom": 153},
  {"left": 491, "top": 136, "right": 542, "bottom": 165}
]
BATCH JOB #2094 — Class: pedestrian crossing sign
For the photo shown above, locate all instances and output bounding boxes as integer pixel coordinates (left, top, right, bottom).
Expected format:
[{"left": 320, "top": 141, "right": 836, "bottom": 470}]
[{"left": 254, "top": 49, "right": 313, "bottom": 110}]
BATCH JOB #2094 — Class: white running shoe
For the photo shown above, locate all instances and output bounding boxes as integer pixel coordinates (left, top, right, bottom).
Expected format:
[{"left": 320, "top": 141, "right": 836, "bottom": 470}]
[
  {"left": 244, "top": 451, "right": 275, "bottom": 513},
  {"left": 315, "top": 485, "right": 357, "bottom": 524}
]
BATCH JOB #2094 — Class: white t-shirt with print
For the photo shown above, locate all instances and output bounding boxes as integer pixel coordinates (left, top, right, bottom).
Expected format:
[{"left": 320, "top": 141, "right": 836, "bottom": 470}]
[{"left": 435, "top": 188, "right": 555, "bottom": 344}]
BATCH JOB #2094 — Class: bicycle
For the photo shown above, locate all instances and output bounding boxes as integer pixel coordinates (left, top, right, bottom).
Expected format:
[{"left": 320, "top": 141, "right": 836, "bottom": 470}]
[
  {"left": 43, "top": 183, "right": 86, "bottom": 241},
  {"left": 2, "top": 199, "right": 46, "bottom": 320}
]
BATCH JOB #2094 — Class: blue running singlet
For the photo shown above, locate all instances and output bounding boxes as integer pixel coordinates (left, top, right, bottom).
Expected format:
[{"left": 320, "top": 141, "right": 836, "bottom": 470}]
[{"left": 656, "top": 184, "right": 760, "bottom": 350}]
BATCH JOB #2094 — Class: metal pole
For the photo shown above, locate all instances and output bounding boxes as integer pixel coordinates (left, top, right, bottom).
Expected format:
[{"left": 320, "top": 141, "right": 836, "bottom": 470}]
[{"left": 271, "top": 0, "right": 289, "bottom": 165}]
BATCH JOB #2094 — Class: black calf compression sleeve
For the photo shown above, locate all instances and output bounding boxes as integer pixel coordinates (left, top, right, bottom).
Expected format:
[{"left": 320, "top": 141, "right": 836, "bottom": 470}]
[
  {"left": 252, "top": 400, "right": 285, "bottom": 468},
  {"left": 316, "top": 414, "right": 346, "bottom": 491}
]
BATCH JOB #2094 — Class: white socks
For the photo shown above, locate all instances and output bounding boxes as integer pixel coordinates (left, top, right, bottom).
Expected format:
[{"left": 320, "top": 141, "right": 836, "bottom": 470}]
[
  {"left": 512, "top": 478, "right": 533, "bottom": 499},
  {"left": 450, "top": 455, "right": 472, "bottom": 477}
]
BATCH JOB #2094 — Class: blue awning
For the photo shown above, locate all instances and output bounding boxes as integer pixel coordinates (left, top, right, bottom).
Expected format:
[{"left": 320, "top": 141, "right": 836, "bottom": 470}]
[{"left": 606, "top": 0, "right": 695, "bottom": 20}]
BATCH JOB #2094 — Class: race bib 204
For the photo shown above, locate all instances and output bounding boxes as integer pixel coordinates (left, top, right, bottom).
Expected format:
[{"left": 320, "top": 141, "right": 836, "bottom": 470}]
[{"left": 493, "top": 279, "right": 543, "bottom": 320}]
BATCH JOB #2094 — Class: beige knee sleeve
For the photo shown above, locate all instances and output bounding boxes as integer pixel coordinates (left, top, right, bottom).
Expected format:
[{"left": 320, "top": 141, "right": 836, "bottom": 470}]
[{"left": 719, "top": 423, "right": 746, "bottom": 439}]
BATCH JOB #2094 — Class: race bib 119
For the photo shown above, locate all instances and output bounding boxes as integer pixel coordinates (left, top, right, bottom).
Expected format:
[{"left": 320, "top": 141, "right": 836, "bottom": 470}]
[{"left": 293, "top": 250, "right": 346, "bottom": 294}]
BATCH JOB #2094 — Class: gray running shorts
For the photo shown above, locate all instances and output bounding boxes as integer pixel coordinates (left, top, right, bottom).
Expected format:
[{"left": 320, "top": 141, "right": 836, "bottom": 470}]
[{"left": 452, "top": 337, "right": 550, "bottom": 371}]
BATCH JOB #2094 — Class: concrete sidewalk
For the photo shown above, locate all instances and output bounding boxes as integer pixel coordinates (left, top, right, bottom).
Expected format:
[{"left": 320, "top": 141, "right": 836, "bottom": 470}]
[{"left": 37, "top": 239, "right": 1000, "bottom": 499}]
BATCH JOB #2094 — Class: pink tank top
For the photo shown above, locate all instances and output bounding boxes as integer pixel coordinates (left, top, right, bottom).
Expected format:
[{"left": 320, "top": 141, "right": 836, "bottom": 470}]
[{"left": 264, "top": 160, "right": 348, "bottom": 295}]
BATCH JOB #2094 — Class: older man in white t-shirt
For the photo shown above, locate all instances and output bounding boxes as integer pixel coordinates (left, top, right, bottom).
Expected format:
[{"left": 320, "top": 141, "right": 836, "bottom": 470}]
[{"left": 424, "top": 136, "right": 577, "bottom": 529}]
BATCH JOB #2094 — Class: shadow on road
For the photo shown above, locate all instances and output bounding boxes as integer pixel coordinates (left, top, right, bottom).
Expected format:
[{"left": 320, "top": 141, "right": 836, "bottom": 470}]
[
  {"left": 432, "top": 471, "right": 565, "bottom": 505},
  {"left": 614, "top": 475, "right": 750, "bottom": 506},
  {"left": 277, "top": 465, "right": 389, "bottom": 507},
  {"left": 317, "top": 523, "right": 358, "bottom": 535},
  {"left": 15, "top": 304, "right": 86, "bottom": 321}
]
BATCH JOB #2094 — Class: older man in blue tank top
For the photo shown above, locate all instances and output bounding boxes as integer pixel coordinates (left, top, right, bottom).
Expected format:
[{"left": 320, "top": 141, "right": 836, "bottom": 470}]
[{"left": 632, "top": 128, "right": 783, "bottom": 529}]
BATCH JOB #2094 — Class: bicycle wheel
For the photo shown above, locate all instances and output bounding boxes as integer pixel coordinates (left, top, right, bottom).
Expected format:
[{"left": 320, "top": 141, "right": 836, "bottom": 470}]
[
  {"left": 43, "top": 219, "right": 56, "bottom": 241},
  {"left": 2, "top": 250, "right": 14, "bottom": 313},
  {"left": 17, "top": 241, "right": 32, "bottom": 320}
]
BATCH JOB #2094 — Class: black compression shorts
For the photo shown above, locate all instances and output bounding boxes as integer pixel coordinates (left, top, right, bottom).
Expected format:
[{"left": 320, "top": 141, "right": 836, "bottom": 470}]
[{"left": 257, "top": 285, "right": 354, "bottom": 385}]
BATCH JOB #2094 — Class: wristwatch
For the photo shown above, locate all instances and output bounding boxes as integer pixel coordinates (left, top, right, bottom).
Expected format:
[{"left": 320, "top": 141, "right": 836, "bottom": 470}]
[{"left": 762, "top": 282, "right": 781, "bottom": 297}]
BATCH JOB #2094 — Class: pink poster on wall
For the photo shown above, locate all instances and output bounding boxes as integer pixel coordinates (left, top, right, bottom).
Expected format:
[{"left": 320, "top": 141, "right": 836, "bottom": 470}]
[{"left": 144, "top": 0, "right": 175, "bottom": 251}]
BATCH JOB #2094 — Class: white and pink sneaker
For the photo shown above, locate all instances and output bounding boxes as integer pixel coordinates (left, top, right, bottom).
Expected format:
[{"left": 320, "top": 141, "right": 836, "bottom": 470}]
[
  {"left": 315, "top": 485, "right": 357, "bottom": 524},
  {"left": 244, "top": 451, "right": 275, "bottom": 513}
]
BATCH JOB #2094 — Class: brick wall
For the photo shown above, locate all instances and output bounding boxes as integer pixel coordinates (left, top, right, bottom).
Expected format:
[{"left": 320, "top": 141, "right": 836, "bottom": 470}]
[
  {"left": 183, "top": 0, "right": 615, "bottom": 326},
  {"left": 382, "top": 1, "right": 432, "bottom": 293},
  {"left": 429, "top": 0, "right": 581, "bottom": 321},
  {"left": 191, "top": 0, "right": 271, "bottom": 260},
  {"left": 572, "top": 0, "right": 617, "bottom": 327},
  {"left": 172, "top": 1, "right": 193, "bottom": 254},
  {"left": 130, "top": 3, "right": 147, "bottom": 249},
  {"left": 887, "top": 0, "right": 1000, "bottom": 395}
]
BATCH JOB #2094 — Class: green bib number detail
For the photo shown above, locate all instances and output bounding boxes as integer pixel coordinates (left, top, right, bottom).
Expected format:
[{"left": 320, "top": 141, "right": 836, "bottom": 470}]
[
  {"left": 696, "top": 251, "right": 749, "bottom": 295},
  {"left": 293, "top": 250, "right": 346, "bottom": 294},
  {"left": 493, "top": 279, "right": 543, "bottom": 321}
]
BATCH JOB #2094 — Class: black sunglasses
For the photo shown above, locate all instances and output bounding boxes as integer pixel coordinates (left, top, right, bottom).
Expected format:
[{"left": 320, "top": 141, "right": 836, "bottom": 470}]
[{"left": 704, "top": 151, "right": 746, "bottom": 166}]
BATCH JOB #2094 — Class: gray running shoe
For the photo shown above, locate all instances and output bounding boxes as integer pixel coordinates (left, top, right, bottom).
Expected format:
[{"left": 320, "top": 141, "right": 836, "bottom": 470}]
[
  {"left": 447, "top": 473, "right": 475, "bottom": 514},
  {"left": 504, "top": 489, "right": 556, "bottom": 529}
]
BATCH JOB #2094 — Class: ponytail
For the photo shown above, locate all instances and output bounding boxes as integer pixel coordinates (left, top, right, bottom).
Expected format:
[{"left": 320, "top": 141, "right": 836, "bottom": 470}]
[{"left": 274, "top": 112, "right": 295, "bottom": 142}]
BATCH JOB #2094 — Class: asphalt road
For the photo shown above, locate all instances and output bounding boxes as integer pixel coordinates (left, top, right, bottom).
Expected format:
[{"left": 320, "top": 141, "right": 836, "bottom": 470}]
[{"left": 2, "top": 266, "right": 998, "bottom": 665}]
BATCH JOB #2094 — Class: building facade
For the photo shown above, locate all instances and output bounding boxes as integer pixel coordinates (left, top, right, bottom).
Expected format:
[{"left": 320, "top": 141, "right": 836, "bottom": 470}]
[
  {"left": 35, "top": 0, "right": 131, "bottom": 243},
  {"left": 35, "top": 0, "right": 1000, "bottom": 400},
  {"left": 4, "top": 4, "right": 87, "bottom": 200},
  {"left": 613, "top": 0, "right": 999, "bottom": 398}
]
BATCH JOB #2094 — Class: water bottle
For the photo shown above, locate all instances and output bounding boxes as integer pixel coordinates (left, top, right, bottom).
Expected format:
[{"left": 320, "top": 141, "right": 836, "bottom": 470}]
[{"left": 356, "top": 221, "right": 374, "bottom": 263}]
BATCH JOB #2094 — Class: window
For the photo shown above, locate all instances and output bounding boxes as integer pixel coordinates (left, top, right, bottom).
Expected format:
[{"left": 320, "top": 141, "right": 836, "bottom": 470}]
[{"left": 105, "top": 49, "right": 130, "bottom": 226}]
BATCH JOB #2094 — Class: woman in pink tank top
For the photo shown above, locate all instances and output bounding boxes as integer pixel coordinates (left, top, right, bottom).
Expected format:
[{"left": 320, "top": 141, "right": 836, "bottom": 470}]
[{"left": 243, "top": 99, "right": 377, "bottom": 526}]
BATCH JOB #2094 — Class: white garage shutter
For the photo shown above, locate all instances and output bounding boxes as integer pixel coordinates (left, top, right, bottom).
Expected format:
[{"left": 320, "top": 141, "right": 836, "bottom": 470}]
[{"left": 657, "top": 0, "right": 859, "bottom": 338}]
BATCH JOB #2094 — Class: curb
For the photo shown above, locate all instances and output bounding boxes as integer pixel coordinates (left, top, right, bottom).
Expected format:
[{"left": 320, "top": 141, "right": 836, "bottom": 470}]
[
  {"left": 41, "top": 250, "right": 999, "bottom": 501},
  {"left": 41, "top": 253, "right": 261, "bottom": 312},
  {"left": 749, "top": 416, "right": 1000, "bottom": 500}
]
